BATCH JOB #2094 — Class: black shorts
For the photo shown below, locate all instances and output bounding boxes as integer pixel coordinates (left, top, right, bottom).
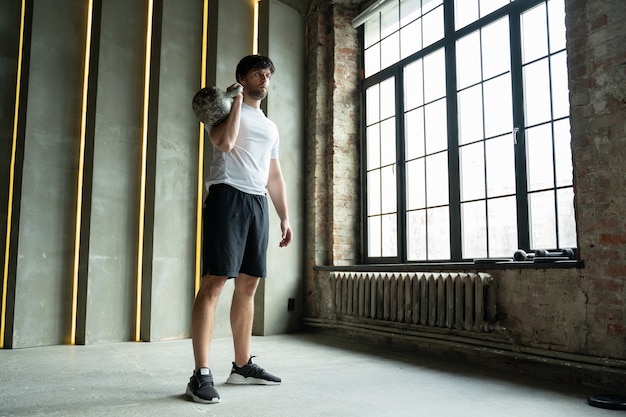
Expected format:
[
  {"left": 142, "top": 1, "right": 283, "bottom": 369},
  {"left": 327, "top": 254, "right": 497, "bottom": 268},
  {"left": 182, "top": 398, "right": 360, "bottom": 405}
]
[{"left": 202, "top": 184, "right": 269, "bottom": 278}]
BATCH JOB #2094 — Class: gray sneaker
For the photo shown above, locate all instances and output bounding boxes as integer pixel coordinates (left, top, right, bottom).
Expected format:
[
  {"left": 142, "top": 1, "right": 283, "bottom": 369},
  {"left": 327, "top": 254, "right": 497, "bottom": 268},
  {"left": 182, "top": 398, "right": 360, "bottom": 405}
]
[
  {"left": 225, "top": 357, "right": 281, "bottom": 385},
  {"left": 186, "top": 368, "right": 220, "bottom": 404}
]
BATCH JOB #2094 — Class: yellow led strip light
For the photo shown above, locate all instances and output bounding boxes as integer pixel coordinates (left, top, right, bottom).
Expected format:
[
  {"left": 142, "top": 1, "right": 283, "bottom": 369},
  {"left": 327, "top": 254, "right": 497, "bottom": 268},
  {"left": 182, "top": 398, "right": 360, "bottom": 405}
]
[
  {"left": 195, "top": 0, "right": 209, "bottom": 294},
  {"left": 253, "top": 0, "right": 259, "bottom": 55},
  {"left": 136, "top": 0, "right": 155, "bottom": 342}
]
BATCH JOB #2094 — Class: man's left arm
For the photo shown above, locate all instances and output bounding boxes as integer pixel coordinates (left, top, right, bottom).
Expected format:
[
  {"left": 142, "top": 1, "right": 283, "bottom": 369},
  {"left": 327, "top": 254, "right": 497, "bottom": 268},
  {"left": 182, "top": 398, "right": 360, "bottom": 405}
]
[{"left": 266, "top": 159, "right": 292, "bottom": 247}]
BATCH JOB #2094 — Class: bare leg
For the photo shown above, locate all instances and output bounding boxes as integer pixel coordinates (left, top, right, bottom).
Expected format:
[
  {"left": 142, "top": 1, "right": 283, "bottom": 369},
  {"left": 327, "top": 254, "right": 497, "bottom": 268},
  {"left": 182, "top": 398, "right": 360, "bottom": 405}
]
[
  {"left": 231, "top": 273, "right": 260, "bottom": 367},
  {"left": 192, "top": 274, "right": 228, "bottom": 371}
]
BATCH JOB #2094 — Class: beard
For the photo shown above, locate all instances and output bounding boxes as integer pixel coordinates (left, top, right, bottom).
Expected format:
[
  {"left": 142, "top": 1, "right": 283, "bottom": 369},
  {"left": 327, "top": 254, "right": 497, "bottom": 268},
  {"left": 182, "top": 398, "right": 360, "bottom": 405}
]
[{"left": 247, "top": 86, "right": 268, "bottom": 101}]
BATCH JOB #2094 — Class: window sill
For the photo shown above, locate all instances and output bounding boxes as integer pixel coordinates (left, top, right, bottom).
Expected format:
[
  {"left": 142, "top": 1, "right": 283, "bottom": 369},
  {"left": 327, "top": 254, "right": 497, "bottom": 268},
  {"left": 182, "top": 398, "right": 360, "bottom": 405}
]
[{"left": 314, "top": 259, "right": 584, "bottom": 272}]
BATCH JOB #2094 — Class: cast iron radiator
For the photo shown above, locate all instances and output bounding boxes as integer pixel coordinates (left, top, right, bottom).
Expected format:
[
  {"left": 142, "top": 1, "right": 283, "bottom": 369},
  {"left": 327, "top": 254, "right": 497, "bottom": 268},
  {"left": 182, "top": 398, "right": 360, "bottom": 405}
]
[{"left": 332, "top": 272, "right": 497, "bottom": 332}]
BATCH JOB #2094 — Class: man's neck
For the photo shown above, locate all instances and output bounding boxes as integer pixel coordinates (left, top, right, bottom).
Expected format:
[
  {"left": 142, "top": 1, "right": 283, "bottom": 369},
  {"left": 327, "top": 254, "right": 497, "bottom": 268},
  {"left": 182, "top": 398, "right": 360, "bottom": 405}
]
[{"left": 243, "top": 96, "right": 262, "bottom": 109}]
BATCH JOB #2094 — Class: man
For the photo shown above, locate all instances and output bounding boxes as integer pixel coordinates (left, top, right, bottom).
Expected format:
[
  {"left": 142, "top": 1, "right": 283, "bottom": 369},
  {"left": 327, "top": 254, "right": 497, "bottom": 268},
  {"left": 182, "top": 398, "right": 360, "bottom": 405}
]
[{"left": 186, "top": 55, "right": 292, "bottom": 404}]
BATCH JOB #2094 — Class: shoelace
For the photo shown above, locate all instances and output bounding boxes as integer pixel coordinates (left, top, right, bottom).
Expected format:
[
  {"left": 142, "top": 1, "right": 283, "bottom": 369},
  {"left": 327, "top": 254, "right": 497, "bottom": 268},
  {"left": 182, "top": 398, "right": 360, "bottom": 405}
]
[
  {"left": 234, "top": 358, "right": 267, "bottom": 377},
  {"left": 194, "top": 372, "right": 214, "bottom": 387},
  {"left": 246, "top": 362, "right": 266, "bottom": 376}
]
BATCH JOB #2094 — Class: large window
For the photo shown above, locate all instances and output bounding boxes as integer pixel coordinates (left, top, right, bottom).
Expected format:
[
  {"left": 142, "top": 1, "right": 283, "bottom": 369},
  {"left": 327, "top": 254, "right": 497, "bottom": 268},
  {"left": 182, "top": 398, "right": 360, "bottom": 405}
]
[{"left": 358, "top": 0, "right": 575, "bottom": 262}]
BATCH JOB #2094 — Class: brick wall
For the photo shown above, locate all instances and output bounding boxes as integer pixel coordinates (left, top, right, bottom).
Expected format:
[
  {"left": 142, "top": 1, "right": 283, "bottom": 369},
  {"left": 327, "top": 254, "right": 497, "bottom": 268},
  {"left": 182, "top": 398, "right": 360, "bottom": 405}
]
[
  {"left": 567, "top": 0, "right": 626, "bottom": 355},
  {"left": 303, "top": 0, "right": 361, "bottom": 317}
]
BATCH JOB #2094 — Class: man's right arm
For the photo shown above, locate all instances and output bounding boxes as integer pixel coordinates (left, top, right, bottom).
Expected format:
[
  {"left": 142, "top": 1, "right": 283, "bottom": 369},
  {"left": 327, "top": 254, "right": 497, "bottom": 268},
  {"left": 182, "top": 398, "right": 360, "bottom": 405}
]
[{"left": 208, "top": 84, "right": 243, "bottom": 152}]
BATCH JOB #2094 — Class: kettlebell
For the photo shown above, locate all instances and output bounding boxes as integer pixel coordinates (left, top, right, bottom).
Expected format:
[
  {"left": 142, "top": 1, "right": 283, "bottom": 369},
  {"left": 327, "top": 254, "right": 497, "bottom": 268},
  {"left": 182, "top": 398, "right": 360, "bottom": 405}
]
[{"left": 192, "top": 85, "right": 243, "bottom": 126}]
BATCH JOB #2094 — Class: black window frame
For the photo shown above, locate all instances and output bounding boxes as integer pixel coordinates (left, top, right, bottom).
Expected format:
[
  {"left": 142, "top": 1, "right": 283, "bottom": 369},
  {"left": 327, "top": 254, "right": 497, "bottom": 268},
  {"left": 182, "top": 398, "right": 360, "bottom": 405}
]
[{"left": 359, "top": 0, "right": 578, "bottom": 265}]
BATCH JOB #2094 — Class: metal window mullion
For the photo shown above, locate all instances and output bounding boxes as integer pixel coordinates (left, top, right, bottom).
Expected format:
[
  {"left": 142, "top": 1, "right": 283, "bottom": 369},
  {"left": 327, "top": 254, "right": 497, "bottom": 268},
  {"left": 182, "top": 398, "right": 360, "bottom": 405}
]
[
  {"left": 394, "top": 4, "right": 404, "bottom": 263},
  {"left": 396, "top": 67, "right": 407, "bottom": 263},
  {"left": 509, "top": 11, "right": 531, "bottom": 251},
  {"left": 358, "top": 24, "right": 370, "bottom": 264},
  {"left": 444, "top": 0, "right": 462, "bottom": 261}
]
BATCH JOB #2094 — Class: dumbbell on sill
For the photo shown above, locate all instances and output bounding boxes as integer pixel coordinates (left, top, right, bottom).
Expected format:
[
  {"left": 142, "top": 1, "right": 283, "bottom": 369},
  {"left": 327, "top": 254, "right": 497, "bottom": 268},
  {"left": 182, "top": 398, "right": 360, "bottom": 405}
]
[{"left": 513, "top": 248, "right": 575, "bottom": 262}]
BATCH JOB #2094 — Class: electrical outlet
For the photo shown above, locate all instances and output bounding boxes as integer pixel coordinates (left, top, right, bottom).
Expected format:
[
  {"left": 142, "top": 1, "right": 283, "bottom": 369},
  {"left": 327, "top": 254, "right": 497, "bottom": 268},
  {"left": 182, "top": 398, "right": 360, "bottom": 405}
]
[{"left": 288, "top": 298, "right": 295, "bottom": 311}]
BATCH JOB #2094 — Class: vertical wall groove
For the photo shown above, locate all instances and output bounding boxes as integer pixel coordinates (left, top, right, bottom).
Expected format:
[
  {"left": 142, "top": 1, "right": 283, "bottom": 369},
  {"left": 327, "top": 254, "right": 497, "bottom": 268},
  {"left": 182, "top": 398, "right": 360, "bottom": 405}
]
[
  {"left": 71, "top": 0, "right": 103, "bottom": 345},
  {"left": 70, "top": 0, "right": 94, "bottom": 346},
  {"left": 139, "top": 0, "right": 164, "bottom": 342},
  {"left": 1, "top": 0, "right": 31, "bottom": 349},
  {"left": 135, "top": 0, "right": 156, "bottom": 342},
  {"left": 73, "top": 0, "right": 102, "bottom": 346}
]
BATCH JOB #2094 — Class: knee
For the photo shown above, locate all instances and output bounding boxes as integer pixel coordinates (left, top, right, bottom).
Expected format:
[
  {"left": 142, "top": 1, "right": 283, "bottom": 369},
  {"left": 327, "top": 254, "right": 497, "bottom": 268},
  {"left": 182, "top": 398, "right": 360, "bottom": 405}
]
[
  {"left": 197, "top": 275, "right": 227, "bottom": 300},
  {"left": 234, "top": 275, "right": 260, "bottom": 298}
]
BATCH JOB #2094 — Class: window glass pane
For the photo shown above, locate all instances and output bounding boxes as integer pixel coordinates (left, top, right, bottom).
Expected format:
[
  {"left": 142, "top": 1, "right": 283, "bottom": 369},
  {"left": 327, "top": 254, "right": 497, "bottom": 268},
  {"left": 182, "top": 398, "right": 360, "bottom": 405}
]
[
  {"left": 487, "top": 196, "right": 518, "bottom": 257},
  {"left": 456, "top": 32, "right": 481, "bottom": 90},
  {"left": 457, "top": 85, "right": 484, "bottom": 145},
  {"left": 380, "top": 77, "right": 396, "bottom": 120},
  {"left": 364, "top": 16, "right": 380, "bottom": 48},
  {"left": 368, "top": 216, "right": 382, "bottom": 257},
  {"left": 424, "top": 49, "right": 446, "bottom": 102},
  {"left": 405, "top": 108, "right": 425, "bottom": 160},
  {"left": 426, "top": 152, "right": 449, "bottom": 206},
  {"left": 485, "top": 134, "right": 515, "bottom": 197},
  {"left": 381, "top": 32, "right": 400, "bottom": 70},
  {"left": 364, "top": 44, "right": 381, "bottom": 78},
  {"left": 381, "top": 1, "right": 400, "bottom": 38},
  {"left": 462, "top": 200, "right": 487, "bottom": 259},
  {"left": 557, "top": 187, "right": 576, "bottom": 248},
  {"left": 401, "top": 20, "right": 422, "bottom": 59},
  {"left": 367, "top": 124, "right": 381, "bottom": 170},
  {"left": 406, "top": 158, "right": 426, "bottom": 210},
  {"left": 460, "top": 142, "right": 485, "bottom": 201},
  {"left": 550, "top": 51, "right": 569, "bottom": 120},
  {"left": 380, "top": 118, "right": 397, "bottom": 166},
  {"left": 404, "top": 60, "right": 424, "bottom": 110},
  {"left": 382, "top": 213, "right": 398, "bottom": 256},
  {"left": 481, "top": 17, "right": 510, "bottom": 80},
  {"left": 407, "top": 210, "right": 426, "bottom": 260},
  {"left": 554, "top": 118, "right": 572, "bottom": 187},
  {"left": 422, "top": 5, "right": 444, "bottom": 47},
  {"left": 367, "top": 170, "right": 382, "bottom": 215},
  {"left": 548, "top": 0, "right": 566, "bottom": 52},
  {"left": 427, "top": 207, "right": 450, "bottom": 259},
  {"left": 526, "top": 124, "right": 554, "bottom": 192},
  {"left": 381, "top": 165, "right": 398, "bottom": 213},
  {"left": 523, "top": 58, "right": 551, "bottom": 126},
  {"left": 529, "top": 190, "right": 557, "bottom": 249},
  {"left": 521, "top": 3, "right": 548, "bottom": 64},
  {"left": 480, "top": 0, "right": 510, "bottom": 17},
  {"left": 366, "top": 84, "right": 380, "bottom": 125},
  {"left": 483, "top": 74, "right": 512, "bottom": 138},
  {"left": 424, "top": 99, "right": 447, "bottom": 154},
  {"left": 455, "top": 0, "right": 479, "bottom": 29},
  {"left": 423, "top": 0, "right": 442, "bottom": 14},
  {"left": 400, "top": 0, "right": 421, "bottom": 26}
]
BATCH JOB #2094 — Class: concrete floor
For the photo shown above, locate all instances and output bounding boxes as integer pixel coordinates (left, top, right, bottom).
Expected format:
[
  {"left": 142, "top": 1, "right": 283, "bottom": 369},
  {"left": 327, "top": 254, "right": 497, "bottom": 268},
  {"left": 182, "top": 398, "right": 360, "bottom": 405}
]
[{"left": 0, "top": 332, "right": 620, "bottom": 417}]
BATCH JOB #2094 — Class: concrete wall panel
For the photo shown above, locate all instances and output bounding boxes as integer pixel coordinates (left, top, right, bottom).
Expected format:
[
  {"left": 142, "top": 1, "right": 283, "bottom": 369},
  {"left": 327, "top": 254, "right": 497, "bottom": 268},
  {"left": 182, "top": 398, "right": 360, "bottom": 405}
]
[
  {"left": 12, "top": 0, "right": 87, "bottom": 347},
  {"left": 259, "top": 0, "right": 305, "bottom": 335},
  {"left": 147, "top": 0, "right": 203, "bottom": 341},
  {"left": 84, "top": 0, "right": 147, "bottom": 343}
]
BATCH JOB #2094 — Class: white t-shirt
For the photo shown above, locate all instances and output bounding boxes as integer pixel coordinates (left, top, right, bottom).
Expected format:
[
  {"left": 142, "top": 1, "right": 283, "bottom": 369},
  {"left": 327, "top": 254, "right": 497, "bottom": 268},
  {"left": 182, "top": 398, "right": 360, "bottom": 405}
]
[{"left": 206, "top": 103, "right": 280, "bottom": 196}]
